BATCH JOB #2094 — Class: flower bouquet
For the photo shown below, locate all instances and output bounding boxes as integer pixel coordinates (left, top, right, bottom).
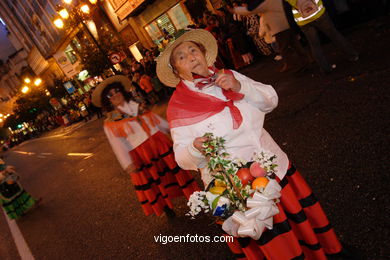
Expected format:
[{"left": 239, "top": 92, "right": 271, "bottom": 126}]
[{"left": 187, "top": 133, "right": 282, "bottom": 240}]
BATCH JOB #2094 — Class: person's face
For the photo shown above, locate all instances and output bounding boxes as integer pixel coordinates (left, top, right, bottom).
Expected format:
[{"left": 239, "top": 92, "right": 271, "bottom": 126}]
[
  {"left": 107, "top": 88, "right": 125, "bottom": 107},
  {"left": 171, "top": 41, "right": 209, "bottom": 81}
]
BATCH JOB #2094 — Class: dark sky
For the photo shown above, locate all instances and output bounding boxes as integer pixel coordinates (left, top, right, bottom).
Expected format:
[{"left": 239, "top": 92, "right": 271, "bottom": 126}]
[{"left": 0, "top": 19, "right": 16, "bottom": 62}]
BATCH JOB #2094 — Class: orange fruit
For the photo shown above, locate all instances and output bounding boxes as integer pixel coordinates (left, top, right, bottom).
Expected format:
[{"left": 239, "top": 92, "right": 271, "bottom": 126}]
[
  {"left": 209, "top": 186, "right": 226, "bottom": 195},
  {"left": 251, "top": 177, "right": 269, "bottom": 190}
]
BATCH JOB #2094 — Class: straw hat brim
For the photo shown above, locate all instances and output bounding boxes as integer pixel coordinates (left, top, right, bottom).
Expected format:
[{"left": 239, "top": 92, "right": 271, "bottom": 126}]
[
  {"left": 156, "top": 29, "right": 218, "bottom": 87},
  {"left": 91, "top": 75, "right": 132, "bottom": 107}
]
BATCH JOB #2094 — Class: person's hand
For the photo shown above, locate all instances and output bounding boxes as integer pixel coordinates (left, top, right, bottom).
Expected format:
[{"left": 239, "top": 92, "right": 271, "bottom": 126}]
[
  {"left": 125, "top": 163, "right": 138, "bottom": 174},
  {"left": 193, "top": 137, "right": 209, "bottom": 154},
  {"left": 215, "top": 72, "right": 241, "bottom": 92}
]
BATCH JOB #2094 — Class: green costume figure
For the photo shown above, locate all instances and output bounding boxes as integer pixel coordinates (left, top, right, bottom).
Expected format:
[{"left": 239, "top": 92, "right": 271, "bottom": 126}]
[{"left": 0, "top": 159, "right": 39, "bottom": 219}]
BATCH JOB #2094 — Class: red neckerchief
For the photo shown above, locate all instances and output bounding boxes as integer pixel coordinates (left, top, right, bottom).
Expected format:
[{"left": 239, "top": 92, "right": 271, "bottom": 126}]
[{"left": 167, "top": 69, "right": 244, "bottom": 129}]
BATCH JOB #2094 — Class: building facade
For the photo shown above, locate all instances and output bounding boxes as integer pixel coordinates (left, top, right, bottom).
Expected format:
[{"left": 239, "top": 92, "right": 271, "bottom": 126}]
[
  {"left": 0, "top": 0, "right": 65, "bottom": 96},
  {"left": 103, "top": 0, "right": 217, "bottom": 60}
]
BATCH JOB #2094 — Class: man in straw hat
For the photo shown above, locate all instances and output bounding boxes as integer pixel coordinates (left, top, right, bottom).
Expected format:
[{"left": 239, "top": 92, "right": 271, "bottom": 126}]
[
  {"left": 91, "top": 75, "right": 199, "bottom": 217},
  {"left": 156, "top": 29, "right": 350, "bottom": 259}
]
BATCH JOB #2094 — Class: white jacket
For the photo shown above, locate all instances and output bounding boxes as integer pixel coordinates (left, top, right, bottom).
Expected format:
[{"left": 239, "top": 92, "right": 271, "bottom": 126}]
[{"left": 170, "top": 70, "right": 289, "bottom": 186}]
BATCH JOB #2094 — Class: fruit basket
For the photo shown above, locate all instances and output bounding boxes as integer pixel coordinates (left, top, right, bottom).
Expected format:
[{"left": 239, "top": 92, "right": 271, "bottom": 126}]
[{"left": 187, "top": 133, "right": 282, "bottom": 239}]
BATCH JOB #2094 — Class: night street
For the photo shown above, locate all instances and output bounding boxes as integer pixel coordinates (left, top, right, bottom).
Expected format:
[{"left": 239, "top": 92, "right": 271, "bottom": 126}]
[{"left": 1, "top": 16, "right": 389, "bottom": 260}]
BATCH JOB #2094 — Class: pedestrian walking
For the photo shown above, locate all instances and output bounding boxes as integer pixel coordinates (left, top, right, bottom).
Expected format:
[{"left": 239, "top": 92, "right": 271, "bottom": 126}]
[
  {"left": 156, "top": 29, "right": 353, "bottom": 259},
  {"left": 230, "top": 0, "right": 310, "bottom": 72},
  {"left": 285, "top": 0, "right": 359, "bottom": 73},
  {"left": 0, "top": 159, "right": 40, "bottom": 220},
  {"left": 91, "top": 76, "right": 199, "bottom": 217}
]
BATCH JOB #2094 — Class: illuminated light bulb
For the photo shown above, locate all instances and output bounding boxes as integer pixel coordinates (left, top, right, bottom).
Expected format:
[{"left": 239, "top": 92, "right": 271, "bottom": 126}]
[
  {"left": 34, "top": 78, "right": 42, "bottom": 86},
  {"left": 54, "top": 18, "right": 64, "bottom": 28},
  {"left": 21, "top": 86, "right": 29, "bottom": 93},
  {"left": 80, "top": 4, "right": 90, "bottom": 14},
  {"left": 59, "top": 8, "right": 69, "bottom": 19}
]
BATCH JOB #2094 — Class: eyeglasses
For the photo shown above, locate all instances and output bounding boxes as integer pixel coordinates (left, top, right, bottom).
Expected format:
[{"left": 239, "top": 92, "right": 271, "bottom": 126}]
[{"left": 106, "top": 88, "right": 121, "bottom": 99}]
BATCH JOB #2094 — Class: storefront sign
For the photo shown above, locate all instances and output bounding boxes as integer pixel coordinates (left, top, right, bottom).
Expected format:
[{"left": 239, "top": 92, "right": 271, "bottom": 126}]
[
  {"left": 63, "top": 81, "right": 76, "bottom": 94},
  {"left": 53, "top": 51, "right": 80, "bottom": 78},
  {"left": 109, "top": 0, "right": 146, "bottom": 20}
]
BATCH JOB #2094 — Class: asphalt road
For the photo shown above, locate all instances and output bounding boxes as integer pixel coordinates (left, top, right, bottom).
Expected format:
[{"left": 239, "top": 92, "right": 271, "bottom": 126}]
[{"left": 1, "top": 17, "right": 389, "bottom": 260}]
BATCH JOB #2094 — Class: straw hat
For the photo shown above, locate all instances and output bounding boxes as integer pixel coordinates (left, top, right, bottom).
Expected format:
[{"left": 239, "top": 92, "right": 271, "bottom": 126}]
[
  {"left": 156, "top": 29, "right": 218, "bottom": 87},
  {"left": 91, "top": 75, "right": 132, "bottom": 107}
]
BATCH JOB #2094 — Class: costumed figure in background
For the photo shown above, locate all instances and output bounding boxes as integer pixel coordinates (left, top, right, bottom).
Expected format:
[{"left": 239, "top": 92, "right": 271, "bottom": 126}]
[
  {"left": 91, "top": 76, "right": 199, "bottom": 217},
  {"left": 0, "top": 159, "right": 40, "bottom": 220}
]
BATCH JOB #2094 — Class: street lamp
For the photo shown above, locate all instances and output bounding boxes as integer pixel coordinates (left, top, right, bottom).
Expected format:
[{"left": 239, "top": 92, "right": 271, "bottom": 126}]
[
  {"left": 34, "top": 78, "right": 42, "bottom": 86},
  {"left": 80, "top": 4, "right": 90, "bottom": 14},
  {"left": 59, "top": 8, "right": 70, "bottom": 19},
  {"left": 24, "top": 78, "right": 31, "bottom": 84},
  {"left": 21, "top": 86, "right": 30, "bottom": 94},
  {"left": 54, "top": 1, "right": 118, "bottom": 74},
  {"left": 54, "top": 18, "right": 64, "bottom": 29}
]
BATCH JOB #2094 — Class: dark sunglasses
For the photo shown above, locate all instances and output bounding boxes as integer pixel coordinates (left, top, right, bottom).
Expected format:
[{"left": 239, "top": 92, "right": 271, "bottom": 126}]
[{"left": 106, "top": 88, "right": 121, "bottom": 99}]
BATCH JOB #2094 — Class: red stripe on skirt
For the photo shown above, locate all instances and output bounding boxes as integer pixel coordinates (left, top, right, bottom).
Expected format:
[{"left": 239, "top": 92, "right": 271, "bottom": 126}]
[
  {"left": 225, "top": 164, "right": 342, "bottom": 259},
  {"left": 129, "top": 131, "right": 199, "bottom": 216}
]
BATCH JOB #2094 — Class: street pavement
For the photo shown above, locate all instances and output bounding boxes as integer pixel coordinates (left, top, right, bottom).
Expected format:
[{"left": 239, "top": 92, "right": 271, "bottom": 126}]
[{"left": 1, "top": 17, "right": 389, "bottom": 259}]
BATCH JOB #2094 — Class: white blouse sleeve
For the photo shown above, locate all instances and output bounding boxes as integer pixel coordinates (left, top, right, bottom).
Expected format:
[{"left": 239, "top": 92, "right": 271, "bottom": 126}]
[
  {"left": 232, "top": 70, "right": 278, "bottom": 113},
  {"left": 104, "top": 126, "right": 133, "bottom": 170},
  {"left": 170, "top": 127, "right": 208, "bottom": 171}
]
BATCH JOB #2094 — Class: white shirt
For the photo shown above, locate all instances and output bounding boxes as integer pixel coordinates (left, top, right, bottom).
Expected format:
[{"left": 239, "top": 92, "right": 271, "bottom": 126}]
[
  {"left": 170, "top": 70, "right": 288, "bottom": 186},
  {"left": 103, "top": 101, "right": 169, "bottom": 170}
]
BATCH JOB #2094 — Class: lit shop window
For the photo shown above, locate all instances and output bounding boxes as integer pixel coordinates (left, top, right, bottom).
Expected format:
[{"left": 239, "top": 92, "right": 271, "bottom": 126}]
[
  {"left": 65, "top": 44, "right": 78, "bottom": 64},
  {"left": 167, "top": 4, "right": 190, "bottom": 30},
  {"left": 144, "top": 4, "right": 190, "bottom": 44}
]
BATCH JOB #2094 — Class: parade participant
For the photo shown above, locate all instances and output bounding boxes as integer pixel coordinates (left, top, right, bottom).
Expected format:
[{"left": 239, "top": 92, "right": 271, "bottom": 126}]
[
  {"left": 284, "top": 0, "right": 359, "bottom": 73},
  {"left": 229, "top": 0, "right": 310, "bottom": 72},
  {"left": 0, "top": 159, "right": 40, "bottom": 219},
  {"left": 91, "top": 76, "right": 199, "bottom": 217},
  {"left": 156, "top": 29, "right": 346, "bottom": 259}
]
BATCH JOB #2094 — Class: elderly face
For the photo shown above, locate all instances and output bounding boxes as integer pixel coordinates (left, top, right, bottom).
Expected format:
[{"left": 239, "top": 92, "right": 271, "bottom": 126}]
[
  {"left": 107, "top": 88, "right": 125, "bottom": 107},
  {"left": 171, "top": 41, "right": 209, "bottom": 81}
]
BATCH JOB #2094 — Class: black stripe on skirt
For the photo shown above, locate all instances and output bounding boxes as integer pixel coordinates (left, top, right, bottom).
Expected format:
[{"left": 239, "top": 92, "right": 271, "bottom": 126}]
[
  {"left": 256, "top": 220, "right": 292, "bottom": 245},
  {"left": 134, "top": 178, "right": 162, "bottom": 191},
  {"left": 286, "top": 165, "right": 297, "bottom": 176},
  {"left": 299, "top": 193, "right": 318, "bottom": 208},
  {"left": 285, "top": 209, "right": 307, "bottom": 224},
  {"left": 313, "top": 223, "right": 332, "bottom": 234},
  {"left": 298, "top": 240, "right": 322, "bottom": 250}
]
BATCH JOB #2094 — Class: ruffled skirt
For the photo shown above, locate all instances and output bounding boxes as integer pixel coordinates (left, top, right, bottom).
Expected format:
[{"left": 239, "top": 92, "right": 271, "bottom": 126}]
[
  {"left": 1, "top": 187, "right": 37, "bottom": 220},
  {"left": 129, "top": 131, "right": 200, "bottom": 216},
  {"left": 225, "top": 164, "right": 342, "bottom": 259}
]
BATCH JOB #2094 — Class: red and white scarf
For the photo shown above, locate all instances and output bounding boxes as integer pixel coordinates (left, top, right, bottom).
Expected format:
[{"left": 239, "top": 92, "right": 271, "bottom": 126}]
[{"left": 167, "top": 68, "right": 244, "bottom": 129}]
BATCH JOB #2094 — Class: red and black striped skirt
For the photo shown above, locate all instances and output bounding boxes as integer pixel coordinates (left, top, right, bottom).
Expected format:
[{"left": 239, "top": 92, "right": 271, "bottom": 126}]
[
  {"left": 225, "top": 163, "right": 342, "bottom": 259},
  {"left": 129, "top": 131, "right": 200, "bottom": 216}
]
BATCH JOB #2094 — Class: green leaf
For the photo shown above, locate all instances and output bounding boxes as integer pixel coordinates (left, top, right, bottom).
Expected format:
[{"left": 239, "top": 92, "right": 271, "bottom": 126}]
[{"left": 212, "top": 196, "right": 221, "bottom": 210}]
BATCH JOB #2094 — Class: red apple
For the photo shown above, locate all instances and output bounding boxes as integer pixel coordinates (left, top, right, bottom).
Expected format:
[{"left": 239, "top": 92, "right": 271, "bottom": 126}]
[
  {"left": 250, "top": 162, "right": 267, "bottom": 177},
  {"left": 236, "top": 168, "right": 255, "bottom": 186}
]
